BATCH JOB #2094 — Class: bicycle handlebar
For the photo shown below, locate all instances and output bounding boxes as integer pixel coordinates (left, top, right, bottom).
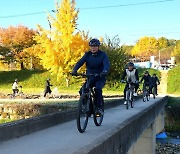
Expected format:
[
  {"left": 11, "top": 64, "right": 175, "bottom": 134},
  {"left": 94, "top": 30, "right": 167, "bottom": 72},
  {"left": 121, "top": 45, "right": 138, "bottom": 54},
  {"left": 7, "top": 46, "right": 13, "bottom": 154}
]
[{"left": 71, "top": 73, "right": 100, "bottom": 77}]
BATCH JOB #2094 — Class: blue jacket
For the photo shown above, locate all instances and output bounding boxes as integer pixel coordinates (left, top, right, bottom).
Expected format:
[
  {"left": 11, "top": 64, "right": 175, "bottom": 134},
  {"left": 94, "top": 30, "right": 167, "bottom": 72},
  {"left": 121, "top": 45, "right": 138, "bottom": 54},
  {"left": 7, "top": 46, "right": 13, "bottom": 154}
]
[{"left": 73, "top": 50, "right": 110, "bottom": 75}]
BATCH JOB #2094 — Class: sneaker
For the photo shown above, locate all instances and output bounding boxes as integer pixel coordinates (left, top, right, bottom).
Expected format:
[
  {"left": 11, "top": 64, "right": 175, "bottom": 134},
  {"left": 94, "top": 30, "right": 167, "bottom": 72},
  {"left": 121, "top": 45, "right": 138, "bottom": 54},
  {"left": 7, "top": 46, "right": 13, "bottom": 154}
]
[
  {"left": 124, "top": 101, "right": 127, "bottom": 105},
  {"left": 133, "top": 93, "right": 137, "bottom": 96}
]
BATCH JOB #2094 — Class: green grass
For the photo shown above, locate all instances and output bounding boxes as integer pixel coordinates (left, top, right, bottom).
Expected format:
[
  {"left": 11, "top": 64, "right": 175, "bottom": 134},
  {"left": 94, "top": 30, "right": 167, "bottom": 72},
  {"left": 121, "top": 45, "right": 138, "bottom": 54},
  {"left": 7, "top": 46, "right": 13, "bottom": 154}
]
[
  {"left": 0, "top": 68, "right": 160, "bottom": 95},
  {"left": 0, "top": 119, "right": 13, "bottom": 124},
  {"left": 167, "top": 97, "right": 180, "bottom": 107},
  {"left": 167, "top": 65, "right": 180, "bottom": 94},
  {"left": 165, "top": 97, "right": 180, "bottom": 131}
]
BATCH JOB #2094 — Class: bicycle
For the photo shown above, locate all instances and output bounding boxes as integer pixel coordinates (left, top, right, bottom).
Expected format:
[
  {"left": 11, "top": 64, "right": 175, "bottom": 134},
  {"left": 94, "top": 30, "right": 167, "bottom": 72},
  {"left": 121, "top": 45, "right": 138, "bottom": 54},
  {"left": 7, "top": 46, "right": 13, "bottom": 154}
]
[
  {"left": 142, "top": 84, "right": 150, "bottom": 102},
  {"left": 122, "top": 80, "right": 135, "bottom": 109},
  {"left": 72, "top": 73, "right": 104, "bottom": 133}
]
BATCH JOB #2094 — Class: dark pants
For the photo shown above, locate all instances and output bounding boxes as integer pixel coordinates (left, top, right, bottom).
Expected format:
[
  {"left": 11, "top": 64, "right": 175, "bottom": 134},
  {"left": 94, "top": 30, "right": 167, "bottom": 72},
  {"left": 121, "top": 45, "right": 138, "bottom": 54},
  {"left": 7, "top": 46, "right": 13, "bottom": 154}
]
[
  {"left": 44, "top": 87, "right": 52, "bottom": 97},
  {"left": 124, "top": 83, "right": 139, "bottom": 101},
  {"left": 150, "top": 84, "right": 158, "bottom": 95},
  {"left": 80, "top": 77, "right": 105, "bottom": 108}
]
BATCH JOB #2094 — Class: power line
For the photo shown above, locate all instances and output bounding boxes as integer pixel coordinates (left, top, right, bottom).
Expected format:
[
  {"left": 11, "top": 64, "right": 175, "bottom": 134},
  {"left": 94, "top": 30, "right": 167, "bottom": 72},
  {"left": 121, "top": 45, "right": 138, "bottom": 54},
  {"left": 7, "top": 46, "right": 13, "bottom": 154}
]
[
  {"left": 0, "top": 0, "right": 175, "bottom": 19},
  {"left": 81, "top": 0, "right": 175, "bottom": 10},
  {"left": 128, "top": 31, "right": 180, "bottom": 37}
]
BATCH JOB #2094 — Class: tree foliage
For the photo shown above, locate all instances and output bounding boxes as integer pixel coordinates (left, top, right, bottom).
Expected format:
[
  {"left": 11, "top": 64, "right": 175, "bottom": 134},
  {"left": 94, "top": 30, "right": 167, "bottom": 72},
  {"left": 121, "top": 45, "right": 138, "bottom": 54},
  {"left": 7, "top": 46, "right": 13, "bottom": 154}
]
[
  {"left": 172, "top": 40, "right": 180, "bottom": 64},
  {"left": 131, "top": 36, "right": 158, "bottom": 59},
  {"left": 101, "top": 35, "right": 129, "bottom": 87},
  {"left": 0, "top": 25, "right": 37, "bottom": 69},
  {"left": 34, "top": 0, "right": 89, "bottom": 86}
]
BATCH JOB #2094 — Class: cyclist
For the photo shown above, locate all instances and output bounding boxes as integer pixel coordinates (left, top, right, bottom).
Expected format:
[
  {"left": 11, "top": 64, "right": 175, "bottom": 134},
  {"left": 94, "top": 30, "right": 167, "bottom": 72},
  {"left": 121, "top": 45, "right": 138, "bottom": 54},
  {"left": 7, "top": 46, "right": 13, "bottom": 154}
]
[
  {"left": 72, "top": 38, "right": 110, "bottom": 115},
  {"left": 150, "top": 73, "right": 160, "bottom": 95},
  {"left": 140, "top": 71, "right": 151, "bottom": 94},
  {"left": 121, "top": 62, "right": 139, "bottom": 104},
  {"left": 12, "top": 79, "right": 19, "bottom": 97}
]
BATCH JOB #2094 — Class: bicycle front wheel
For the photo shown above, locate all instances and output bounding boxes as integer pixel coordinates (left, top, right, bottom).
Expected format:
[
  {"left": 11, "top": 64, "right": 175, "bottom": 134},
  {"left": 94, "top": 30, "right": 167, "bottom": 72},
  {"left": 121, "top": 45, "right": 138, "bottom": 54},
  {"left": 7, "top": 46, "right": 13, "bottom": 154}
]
[
  {"left": 146, "top": 91, "right": 150, "bottom": 101},
  {"left": 152, "top": 88, "right": 156, "bottom": 99},
  {"left": 77, "top": 93, "right": 89, "bottom": 133},
  {"left": 93, "top": 108, "right": 104, "bottom": 126},
  {"left": 143, "top": 91, "right": 146, "bottom": 102},
  {"left": 126, "top": 90, "right": 130, "bottom": 109}
]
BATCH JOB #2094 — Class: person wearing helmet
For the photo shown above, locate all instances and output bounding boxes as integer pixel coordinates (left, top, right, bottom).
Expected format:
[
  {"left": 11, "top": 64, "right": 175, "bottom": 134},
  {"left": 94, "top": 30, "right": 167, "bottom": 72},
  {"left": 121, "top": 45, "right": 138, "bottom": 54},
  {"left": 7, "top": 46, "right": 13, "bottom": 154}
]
[
  {"left": 140, "top": 71, "right": 152, "bottom": 93},
  {"left": 12, "top": 79, "right": 19, "bottom": 97},
  {"left": 72, "top": 38, "right": 110, "bottom": 115},
  {"left": 150, "top": 73, "right": 160, "bottom": 95},
  {"left": 121, "top": 62, "right": 139, "bottom": 104},
  {"left": 44, "top": 78, "right": 53, "bottom": 97}
]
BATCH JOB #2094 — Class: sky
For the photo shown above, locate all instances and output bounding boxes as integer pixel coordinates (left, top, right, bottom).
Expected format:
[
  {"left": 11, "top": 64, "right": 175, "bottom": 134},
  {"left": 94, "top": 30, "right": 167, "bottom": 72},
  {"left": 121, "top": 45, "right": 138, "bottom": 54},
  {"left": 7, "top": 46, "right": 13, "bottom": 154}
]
[{"left": 0, "top": 0, "right": 180, "bottom": 45}]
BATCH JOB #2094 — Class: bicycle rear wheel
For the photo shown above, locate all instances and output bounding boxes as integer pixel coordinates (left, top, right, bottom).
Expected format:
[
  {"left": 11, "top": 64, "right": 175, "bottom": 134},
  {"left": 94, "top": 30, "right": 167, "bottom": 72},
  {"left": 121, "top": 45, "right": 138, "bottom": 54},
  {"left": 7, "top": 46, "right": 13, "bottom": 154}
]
[{"left": 76, "top": 93, "right": 89, "bottom": 133}]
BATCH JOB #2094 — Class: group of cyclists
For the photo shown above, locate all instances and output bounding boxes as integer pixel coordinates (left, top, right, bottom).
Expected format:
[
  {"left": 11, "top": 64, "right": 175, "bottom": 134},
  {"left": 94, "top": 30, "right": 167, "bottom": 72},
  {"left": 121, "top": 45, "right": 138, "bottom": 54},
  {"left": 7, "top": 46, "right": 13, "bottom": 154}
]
[{"left": 71, "top": 38, "right": 160, "bottom": 116}]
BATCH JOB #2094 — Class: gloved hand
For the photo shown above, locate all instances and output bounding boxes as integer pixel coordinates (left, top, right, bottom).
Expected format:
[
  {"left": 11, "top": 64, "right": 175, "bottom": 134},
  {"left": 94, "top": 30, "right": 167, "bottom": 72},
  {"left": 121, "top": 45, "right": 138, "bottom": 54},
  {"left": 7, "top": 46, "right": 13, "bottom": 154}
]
[
  {"left": 135, "top": 80, "right": 139, "bottom": 84},
  {"left": 71, "top": 70, "right": 77, "bottom": 76},
  {"left": 100, "top": 70, "right": 108, "bottom": 77}
]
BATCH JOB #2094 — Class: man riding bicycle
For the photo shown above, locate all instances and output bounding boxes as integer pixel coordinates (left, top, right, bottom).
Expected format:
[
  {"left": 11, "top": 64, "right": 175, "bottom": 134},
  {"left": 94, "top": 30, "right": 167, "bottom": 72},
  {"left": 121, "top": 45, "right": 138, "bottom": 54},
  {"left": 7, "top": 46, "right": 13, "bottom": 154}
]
[
  {"left": 121, "top": 62, "right": 139, "bottom": 104},
  {"left": 150, "top": 73, "right": 160, "bottom": 95},
  {"left": 72, "top": 38, "right": 110, "bottom": 115},
  {"left": 140, "top": 71, "right": 151, "bottom": 94}
]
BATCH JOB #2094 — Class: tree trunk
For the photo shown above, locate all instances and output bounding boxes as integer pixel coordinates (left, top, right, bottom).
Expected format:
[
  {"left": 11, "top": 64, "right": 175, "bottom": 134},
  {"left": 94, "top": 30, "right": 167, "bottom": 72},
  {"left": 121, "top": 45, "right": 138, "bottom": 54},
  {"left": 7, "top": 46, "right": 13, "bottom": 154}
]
[
  {"left": 66, "top": 77, "right": 70, "bottom": 87},
  {"left": 20, "top": 61, "right": 25, "bottom": 70}
]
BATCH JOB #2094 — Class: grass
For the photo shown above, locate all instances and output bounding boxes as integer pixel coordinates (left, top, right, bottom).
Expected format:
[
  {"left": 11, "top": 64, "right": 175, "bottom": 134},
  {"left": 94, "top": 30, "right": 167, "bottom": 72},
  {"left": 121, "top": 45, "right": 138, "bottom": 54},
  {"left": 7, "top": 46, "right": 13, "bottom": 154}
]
[
  {"left": 165, "top": 97, "right": 180, "bottom": 131},
  {"left": 167, "top": 65, "right": 180, "bottom": 94},
  {"left": 0, "top": 68, "right": 160, "bottom": 95},
  {"left": 167, "top": 97, "right": 180, "bottom": 107}
]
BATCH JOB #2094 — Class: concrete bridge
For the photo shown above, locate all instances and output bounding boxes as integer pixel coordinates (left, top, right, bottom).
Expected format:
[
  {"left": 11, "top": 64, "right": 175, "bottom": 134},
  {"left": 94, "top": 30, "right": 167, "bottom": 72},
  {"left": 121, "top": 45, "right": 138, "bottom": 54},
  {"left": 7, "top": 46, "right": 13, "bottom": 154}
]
[{"left": 0, "top": 96, "right": 167, "bottom": 154}]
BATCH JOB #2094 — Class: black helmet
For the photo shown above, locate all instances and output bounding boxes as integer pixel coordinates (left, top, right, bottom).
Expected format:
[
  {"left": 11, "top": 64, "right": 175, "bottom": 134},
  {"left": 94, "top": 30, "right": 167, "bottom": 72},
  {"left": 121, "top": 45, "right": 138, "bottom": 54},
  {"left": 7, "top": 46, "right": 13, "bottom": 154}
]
[
  {"left": 89, "top": 38, "right": 100, "bottom": 46},
  {"left": 128, "top": 62, "right": 134, "bottom": 67},
  {"left": 145, "top": 71, "right": 149, "bottom": 74}
]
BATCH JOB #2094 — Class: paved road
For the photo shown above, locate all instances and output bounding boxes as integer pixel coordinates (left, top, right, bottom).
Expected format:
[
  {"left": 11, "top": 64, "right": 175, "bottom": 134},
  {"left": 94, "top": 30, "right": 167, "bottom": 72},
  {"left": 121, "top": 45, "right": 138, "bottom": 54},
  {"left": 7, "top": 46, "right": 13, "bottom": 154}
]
[{"left": 0, "top": 96, "right": 165, "bottom": 154}]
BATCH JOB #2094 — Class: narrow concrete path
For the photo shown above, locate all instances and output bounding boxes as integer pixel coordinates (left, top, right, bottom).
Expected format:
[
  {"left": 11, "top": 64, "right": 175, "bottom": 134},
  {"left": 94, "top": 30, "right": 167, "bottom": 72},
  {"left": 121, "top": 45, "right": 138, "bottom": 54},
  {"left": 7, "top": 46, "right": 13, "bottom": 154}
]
[
  {"left": 158, "top": 70, "right": 168, "bottom": 95},
  {"left": 0, "top": 96, "right": 165, "bottom": 154}
]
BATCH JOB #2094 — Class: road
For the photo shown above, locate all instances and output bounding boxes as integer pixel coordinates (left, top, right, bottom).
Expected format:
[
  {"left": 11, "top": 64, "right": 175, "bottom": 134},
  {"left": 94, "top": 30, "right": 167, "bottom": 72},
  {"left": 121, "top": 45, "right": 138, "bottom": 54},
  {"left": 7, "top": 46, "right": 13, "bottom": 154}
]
[{"left": 0, "top": 96, "right": 164, "bottom": 154}]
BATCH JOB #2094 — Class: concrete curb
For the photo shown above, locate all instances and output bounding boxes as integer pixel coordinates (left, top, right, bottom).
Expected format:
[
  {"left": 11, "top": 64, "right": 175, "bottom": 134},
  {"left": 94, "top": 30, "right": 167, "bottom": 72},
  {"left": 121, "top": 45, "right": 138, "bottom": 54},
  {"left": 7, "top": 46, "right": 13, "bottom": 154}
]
[
  {"left": 0, "top": 96, "right": 141, "bottom": 142},
  {"left": 74, "top": 96, "right": 168, "bottom": 154}
]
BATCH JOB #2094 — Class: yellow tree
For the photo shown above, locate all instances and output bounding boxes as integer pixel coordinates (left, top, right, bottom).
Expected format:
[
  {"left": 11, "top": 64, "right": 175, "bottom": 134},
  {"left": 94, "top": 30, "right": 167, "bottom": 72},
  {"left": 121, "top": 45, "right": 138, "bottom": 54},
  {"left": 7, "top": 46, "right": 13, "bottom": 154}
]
[
  {"left": 34, "top": 0, "right": 89, "bottom": 86},
  {"left": 131, "top": 36, "right": 158, "bottom": 60}
]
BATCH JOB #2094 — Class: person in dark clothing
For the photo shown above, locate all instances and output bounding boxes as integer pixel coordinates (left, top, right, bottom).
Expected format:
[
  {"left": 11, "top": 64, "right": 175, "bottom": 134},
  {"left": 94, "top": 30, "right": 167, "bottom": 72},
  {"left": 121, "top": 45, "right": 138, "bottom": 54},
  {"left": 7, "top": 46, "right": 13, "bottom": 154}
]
[
  {"left": 121, "top": 62, "right": 139, "bottom": 104},
  {"left": 150, "top": 73, "right": 160, "bottom": 95},
  {"left": 140, "top": 71, "right": 151, "bottom": 93},
  {"left": 72, "top": 38, "right": 110, "bottom": 115},
  {"left": 44, "top": 78, "right": 52, "bottom": 97}
]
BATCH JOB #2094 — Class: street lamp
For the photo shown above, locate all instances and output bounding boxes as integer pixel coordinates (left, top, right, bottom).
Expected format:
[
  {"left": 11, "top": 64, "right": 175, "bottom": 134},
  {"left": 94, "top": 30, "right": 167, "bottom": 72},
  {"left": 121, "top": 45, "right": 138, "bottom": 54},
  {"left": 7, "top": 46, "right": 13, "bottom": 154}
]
[{"left": 158, "top": 48, "right": 165, "bottom": 66}]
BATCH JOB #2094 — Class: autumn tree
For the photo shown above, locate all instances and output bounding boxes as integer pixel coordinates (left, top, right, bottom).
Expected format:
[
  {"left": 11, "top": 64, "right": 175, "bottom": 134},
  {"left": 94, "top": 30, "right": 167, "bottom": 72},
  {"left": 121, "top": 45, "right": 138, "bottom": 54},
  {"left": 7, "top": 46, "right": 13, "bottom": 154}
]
[
  {"left": 172, "top": 40, "right": 180, "bottom": 64},
  {"left": 131, "top": 36, "right": 158, "bottom": 60},
  {"left": 34, "top": 0, "right": 89, "bottom": 86},
  {"left": 0, "top": 25, "right": 37, "bottom": 69}
]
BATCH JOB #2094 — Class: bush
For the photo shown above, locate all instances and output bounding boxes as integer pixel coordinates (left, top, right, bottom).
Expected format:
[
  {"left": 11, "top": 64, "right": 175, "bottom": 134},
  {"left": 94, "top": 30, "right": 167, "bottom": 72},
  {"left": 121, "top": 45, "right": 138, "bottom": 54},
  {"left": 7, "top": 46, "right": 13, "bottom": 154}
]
[{"left": 167, "top": 65, "right": 180, "bottom": 94}]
